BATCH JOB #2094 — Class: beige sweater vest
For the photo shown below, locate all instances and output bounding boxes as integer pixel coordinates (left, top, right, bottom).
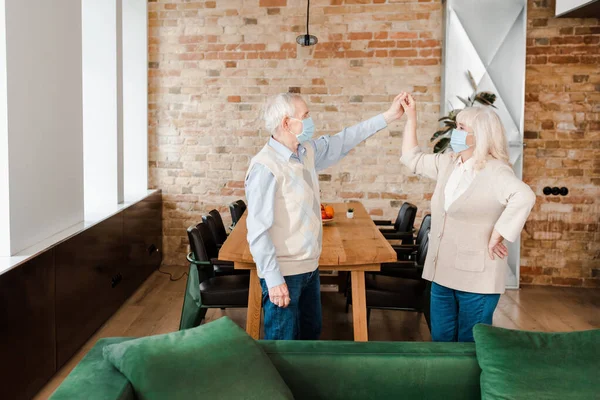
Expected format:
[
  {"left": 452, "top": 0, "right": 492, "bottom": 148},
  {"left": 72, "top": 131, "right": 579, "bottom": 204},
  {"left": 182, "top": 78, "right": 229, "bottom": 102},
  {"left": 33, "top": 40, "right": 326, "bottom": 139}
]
[{"left": 246, "top": 143, "right": 322, "bottom": 278}]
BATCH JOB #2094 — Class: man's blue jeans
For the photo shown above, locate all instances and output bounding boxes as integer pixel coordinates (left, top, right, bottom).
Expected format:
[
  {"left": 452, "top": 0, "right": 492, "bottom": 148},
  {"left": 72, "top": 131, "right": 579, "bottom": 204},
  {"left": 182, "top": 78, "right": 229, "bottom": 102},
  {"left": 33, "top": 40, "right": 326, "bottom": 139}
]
[
  {"left": 260, "top": 270, "right": 322, "bottom": 340},
  {"left": 430, "top": 282, "right": 500, "bottom": 342}
]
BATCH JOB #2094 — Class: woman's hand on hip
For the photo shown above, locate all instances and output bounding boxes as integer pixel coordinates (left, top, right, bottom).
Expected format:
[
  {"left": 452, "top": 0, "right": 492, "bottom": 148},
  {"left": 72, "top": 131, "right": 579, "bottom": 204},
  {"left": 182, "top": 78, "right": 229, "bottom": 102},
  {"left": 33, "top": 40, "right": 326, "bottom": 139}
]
[
  {"left": 488, "top": 229, "right": 508, "bottom": 260},
  {"left": 269, "top": 283, "right": 291, "bottom": 308}
]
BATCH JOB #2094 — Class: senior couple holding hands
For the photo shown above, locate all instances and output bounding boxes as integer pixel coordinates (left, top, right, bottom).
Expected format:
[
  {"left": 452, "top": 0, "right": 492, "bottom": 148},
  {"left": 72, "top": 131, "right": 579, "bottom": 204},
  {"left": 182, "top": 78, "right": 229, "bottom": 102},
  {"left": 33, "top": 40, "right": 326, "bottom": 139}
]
[{"left": 244, "top": 91, "right": 535, "bottom": 342}]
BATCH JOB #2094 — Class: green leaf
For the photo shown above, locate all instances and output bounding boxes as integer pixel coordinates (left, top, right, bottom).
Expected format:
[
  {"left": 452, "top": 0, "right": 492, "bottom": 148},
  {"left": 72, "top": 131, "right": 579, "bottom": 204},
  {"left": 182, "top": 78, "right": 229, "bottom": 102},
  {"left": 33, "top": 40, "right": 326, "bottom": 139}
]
[
  {"left": 475, "top": 91, "right": 497, "bottom": 105},
  {"left": 457, "top": 96, "right": 470, "bottom": 107},
  {"left": 443, "top": 120, "right": 457, "bottom": 128},
  {"left": 467, "top": 70, "right": 478, "bottom": 91},
  {"left": 447, "top": 109, "right": 461, "bottom": 119},
  {"left": 430, "top": 127, "right": 451, "bottom": 142},
  {"left": 433, "top": 137, "right": 450, "bottom": 153}
]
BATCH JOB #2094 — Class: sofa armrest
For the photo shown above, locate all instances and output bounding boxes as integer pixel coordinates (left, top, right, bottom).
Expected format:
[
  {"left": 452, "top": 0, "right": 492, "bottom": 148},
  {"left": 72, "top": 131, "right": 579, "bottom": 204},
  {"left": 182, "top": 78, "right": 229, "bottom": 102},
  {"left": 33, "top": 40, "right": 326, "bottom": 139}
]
[{"left": 49, "top": 338, "right": 135, "bottom": 400}]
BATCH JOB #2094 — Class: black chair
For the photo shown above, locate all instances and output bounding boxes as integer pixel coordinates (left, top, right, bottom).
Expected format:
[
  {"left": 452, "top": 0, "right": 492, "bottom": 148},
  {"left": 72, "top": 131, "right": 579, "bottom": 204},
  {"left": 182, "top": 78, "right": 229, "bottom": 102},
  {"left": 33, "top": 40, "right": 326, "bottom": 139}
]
[
  {"left": 347, "top": 226, "right": 430, "bottom": 329},
  {"left": 229, "top": 200, "right": 246, "bottom": 229},
  {"left": 373, "top": 202, "right": 418, "bottom": 244},
  {"left": 235, "top": 199, "right": 247, "bottom": 214},
  {"left": 202, "top": 210, "right": 228, "bottom": 249},
  {"left": 179, "top": 223, "right": 249, "bottom": 329},
  {"left": 195, "top": 217, "right": 248, "bottom": 277},
  {"left": 393, "top": 214, "right": 431, "bottom": 262}
]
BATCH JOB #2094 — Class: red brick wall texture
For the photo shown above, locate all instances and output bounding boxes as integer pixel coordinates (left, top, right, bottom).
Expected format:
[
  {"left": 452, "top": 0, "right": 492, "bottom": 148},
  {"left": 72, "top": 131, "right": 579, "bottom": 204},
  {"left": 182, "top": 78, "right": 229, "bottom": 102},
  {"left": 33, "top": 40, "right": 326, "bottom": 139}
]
[{"left": 148, "top": 0, "right": 599, "bottom": 288}]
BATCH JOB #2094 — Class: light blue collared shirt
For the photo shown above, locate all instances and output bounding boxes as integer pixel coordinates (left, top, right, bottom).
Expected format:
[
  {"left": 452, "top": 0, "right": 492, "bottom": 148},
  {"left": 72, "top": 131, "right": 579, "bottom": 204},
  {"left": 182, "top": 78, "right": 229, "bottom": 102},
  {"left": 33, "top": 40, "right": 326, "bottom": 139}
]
[{"left": 245, "top": 114, "right": 388, "bottom": 288}]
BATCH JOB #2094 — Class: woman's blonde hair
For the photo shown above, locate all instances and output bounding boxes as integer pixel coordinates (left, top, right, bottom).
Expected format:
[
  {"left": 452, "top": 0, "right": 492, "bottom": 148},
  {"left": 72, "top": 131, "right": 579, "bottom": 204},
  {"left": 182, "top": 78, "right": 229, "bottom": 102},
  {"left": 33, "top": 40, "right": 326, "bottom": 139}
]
[{"left": 456, "top": 106, "right": 510, "bottom": 169}]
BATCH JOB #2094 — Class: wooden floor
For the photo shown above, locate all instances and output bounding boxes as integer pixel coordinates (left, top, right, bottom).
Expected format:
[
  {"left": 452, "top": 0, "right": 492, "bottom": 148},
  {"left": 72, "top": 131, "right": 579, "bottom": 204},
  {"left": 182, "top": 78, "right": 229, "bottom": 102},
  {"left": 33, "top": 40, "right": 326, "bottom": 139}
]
[{"left": 35, "top": 265, "right": 600, "bottom": 399}]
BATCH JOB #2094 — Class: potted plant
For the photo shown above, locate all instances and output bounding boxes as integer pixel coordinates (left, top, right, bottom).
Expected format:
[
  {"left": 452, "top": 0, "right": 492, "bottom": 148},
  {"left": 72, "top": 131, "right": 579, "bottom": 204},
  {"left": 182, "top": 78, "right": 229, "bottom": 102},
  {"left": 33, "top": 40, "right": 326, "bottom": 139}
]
[
  {"left": 431, "top": 70, "right": 497, "bottom": 153},
  {"left": 347, "top": 208, "right": 354, "bottom": 219}
]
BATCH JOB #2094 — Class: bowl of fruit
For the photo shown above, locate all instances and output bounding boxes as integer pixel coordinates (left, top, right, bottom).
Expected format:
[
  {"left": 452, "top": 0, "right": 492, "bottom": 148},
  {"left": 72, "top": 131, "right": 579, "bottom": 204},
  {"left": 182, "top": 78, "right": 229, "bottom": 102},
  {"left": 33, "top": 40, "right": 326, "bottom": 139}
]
[{"left": 321, "top": 204, "right": 335, "bottom": 224}]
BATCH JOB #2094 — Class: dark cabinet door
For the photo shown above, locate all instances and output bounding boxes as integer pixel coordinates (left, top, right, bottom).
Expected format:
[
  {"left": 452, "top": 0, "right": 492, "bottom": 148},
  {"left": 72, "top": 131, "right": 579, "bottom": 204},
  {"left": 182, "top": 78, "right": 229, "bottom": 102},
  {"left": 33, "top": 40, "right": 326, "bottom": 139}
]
[
  {"left": 123, "top": 191, "right": 162, "bottom": 296},
  {"left": 54, "top": 214, "right": 125, "bottom": 368},
  {"left": 0, "top": 251, "right": 56, "bottom": 400}
]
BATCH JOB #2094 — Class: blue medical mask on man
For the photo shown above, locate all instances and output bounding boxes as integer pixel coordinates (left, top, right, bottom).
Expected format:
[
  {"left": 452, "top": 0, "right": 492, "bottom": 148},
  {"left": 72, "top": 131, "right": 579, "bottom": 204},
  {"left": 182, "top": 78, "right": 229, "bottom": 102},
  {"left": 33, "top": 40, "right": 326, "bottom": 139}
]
[
  {"left": 288, "top": 116, "right": 315, "bottom": 143},
  {"left": 450, "top": 128, "right": 474, "bottom": 153}
]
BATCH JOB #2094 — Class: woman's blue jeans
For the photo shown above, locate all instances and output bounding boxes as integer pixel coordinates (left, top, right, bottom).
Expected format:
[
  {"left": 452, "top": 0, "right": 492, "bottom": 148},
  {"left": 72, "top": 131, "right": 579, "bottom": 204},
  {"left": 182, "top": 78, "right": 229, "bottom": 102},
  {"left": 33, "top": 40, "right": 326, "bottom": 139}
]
[{"left": 430, "top": 282, "right": 500, "bottom": 342}]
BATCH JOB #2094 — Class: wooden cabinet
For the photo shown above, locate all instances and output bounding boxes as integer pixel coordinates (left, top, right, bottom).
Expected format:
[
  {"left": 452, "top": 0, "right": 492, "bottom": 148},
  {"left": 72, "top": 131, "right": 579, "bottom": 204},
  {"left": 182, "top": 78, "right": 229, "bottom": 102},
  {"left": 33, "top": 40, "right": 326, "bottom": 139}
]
[
  {"left": 0, "top": 191, "right": 162, "bottom": 399},
  {"left": 54, "top": 213, "right": 125, "bottom": 368},
  {"left": 122, "top": 191, "right": 162, "bottom": 295},
  {"left": 0, "top": 252, "right": 56, "bottom": 400}
]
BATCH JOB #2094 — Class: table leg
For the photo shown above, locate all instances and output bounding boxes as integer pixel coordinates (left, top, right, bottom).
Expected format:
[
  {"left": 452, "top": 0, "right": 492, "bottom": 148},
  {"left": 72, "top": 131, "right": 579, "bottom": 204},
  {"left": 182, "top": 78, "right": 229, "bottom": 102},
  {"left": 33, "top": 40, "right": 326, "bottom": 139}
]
[
  {"left": 245, "top": 269, "right": 262, "bottom": 339},
  {"left": 350, "top": 270, "right": 368, "bottom": 342}
]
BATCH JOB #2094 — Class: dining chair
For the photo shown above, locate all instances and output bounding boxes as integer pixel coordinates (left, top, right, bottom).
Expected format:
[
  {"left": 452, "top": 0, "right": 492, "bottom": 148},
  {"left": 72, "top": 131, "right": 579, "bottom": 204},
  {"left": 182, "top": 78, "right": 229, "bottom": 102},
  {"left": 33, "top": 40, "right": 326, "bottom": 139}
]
[
  {"left": 235, "top": 199, "right": 247, "bottom": 214},
  {"left": 196, "top": 217, "right": 249, "bottom": 277},
  {"left": 202, "top": 209, "right": 228, "bottom": 249},
  {"left": 373, "top": 202, "right": 418, "bottom": 244},
  {"left": 179, "top": 223, "right": 249, "bottom": 330},
  {"left": 229, "top": 200, "right": 246, "bottom": 229},
  {"left": 346, "top": 226, "right": 431, "bottom": 330},
  {"left": 393, "top": 214, "right": 431, "bottom": 262}
]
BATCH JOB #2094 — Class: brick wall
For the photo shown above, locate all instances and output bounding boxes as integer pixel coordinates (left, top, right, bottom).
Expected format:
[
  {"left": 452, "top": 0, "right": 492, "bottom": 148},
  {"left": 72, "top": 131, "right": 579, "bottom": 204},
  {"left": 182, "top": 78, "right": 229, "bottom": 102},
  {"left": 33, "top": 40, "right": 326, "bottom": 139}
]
[
  {"left": 148, "top": 0, "right": 599, "bottom": 288},
  {"left": 521, "top": 0, "right": 599, "bottom": 287}
]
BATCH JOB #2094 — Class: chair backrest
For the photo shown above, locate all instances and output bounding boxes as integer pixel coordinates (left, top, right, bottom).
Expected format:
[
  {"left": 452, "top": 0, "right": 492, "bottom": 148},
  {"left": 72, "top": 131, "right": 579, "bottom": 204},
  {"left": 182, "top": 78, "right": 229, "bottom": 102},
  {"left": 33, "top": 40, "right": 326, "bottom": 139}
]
[
  {"left": 394, "top": 202, "right": 418, "bottom": 232},
  {"left": 235, "top": 199, "right": 247, "bottom": 214},
  {"left": 415, "top": 214, "right": 432, "bottom": 246},
  {"left": 229, "top": 202, "right": 244, "bottom": 226},
  {"left": 416, "top": 227, "right": 430, "bottom": 267},
  {"left": 187, "top": 225, "right": 210, "bottom": 263},
  {"left": 195, "top": 221, "right": 220, "bottom": 260},
  {"left": 186, "top": 225, "right": 216, "bottom": 282},
  {"left": 202, "top": 210, "right": 228, "bottom": 246}
]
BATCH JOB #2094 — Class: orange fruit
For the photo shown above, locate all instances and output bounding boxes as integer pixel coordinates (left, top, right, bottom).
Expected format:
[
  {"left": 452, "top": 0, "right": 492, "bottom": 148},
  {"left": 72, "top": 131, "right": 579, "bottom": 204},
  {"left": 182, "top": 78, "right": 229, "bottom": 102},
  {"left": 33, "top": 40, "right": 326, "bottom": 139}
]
[{"left": 325, "top": 206, "right": 334, "bottom": 219}]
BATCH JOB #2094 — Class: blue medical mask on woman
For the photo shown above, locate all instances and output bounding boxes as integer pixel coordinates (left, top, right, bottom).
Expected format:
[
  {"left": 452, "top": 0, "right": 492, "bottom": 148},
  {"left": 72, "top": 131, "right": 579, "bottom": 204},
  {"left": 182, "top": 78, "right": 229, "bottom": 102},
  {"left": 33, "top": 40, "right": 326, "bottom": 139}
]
[
  {"left": 289, "top": 117, "right": 315, "bottom": 143},
  {"left": 450, "top": 128, "right": 473, "bottom": 153}
]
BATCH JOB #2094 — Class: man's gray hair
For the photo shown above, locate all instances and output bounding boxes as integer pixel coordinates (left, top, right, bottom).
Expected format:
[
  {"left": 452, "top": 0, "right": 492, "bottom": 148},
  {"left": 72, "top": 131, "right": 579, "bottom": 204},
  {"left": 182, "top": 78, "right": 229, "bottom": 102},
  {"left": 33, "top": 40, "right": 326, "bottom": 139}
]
[{"left": 263, "top": 92, "right": 303, "bottom": 135}]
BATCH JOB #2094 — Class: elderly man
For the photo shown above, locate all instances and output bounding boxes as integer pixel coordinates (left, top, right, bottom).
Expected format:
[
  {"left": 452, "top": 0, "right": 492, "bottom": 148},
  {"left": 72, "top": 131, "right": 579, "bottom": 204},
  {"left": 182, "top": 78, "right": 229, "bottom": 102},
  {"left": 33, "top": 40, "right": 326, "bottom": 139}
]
[{"left": 245, "top": 92, "right": 406, "bottom": 340}]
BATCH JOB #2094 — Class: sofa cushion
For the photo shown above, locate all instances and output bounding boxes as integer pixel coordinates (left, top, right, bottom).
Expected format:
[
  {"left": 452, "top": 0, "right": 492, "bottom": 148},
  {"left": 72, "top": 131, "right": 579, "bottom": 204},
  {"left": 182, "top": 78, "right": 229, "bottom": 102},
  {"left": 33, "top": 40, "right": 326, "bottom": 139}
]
[
  {"left": 50, "top": 338, "right": 135, "bottom": 400},
  {"left": 103, "top": 317, "right": 293, "bottom": 400},
  {"left": 473, "top": 324, "right": 600, "bottom": 400}
]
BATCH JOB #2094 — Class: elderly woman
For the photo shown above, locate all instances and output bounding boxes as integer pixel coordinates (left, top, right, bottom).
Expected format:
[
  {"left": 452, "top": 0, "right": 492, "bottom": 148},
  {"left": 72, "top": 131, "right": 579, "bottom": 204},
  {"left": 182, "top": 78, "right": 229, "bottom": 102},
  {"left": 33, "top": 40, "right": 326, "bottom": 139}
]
[{"left": 400, "top": 93, "right": 536, "bottom": 342}]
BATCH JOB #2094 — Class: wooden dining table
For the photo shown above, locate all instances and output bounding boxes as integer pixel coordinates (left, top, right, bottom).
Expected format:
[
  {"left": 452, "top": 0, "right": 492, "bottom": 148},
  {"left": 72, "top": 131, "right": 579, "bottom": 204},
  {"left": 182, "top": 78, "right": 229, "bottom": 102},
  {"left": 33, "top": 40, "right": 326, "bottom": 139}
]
[{"left": 218, "top": 202, "right": 397, "bottom": 341}]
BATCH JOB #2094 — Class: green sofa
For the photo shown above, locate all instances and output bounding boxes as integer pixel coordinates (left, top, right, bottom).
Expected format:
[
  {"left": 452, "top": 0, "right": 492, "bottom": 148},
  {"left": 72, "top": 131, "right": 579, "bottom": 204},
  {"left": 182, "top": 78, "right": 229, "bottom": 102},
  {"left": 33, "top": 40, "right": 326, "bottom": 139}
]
[{"left": 50, "top": 337, "right": 481, "bottom": 400}]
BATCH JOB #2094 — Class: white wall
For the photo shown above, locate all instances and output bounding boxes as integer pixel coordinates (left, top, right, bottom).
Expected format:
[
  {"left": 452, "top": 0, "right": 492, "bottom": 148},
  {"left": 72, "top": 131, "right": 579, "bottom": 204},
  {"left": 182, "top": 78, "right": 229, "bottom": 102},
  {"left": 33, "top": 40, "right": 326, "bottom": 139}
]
[
  {"left": 556, "top": 0, "right": 595, "bottom": 15},
  {"left": 5, "top": 0, "right": 84, "bottom": 255},
  {"left": 83, "top": 0, "right": 123, "bottom": 215},
  {"left": 0, "top": 0, "right": 149, "bottom": 257},
  {"left": 123, "top": 0, "right": 148, "bottom": 201},
  {"left": 0, "top": 0, "right": 10, "bottom": 256}
]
